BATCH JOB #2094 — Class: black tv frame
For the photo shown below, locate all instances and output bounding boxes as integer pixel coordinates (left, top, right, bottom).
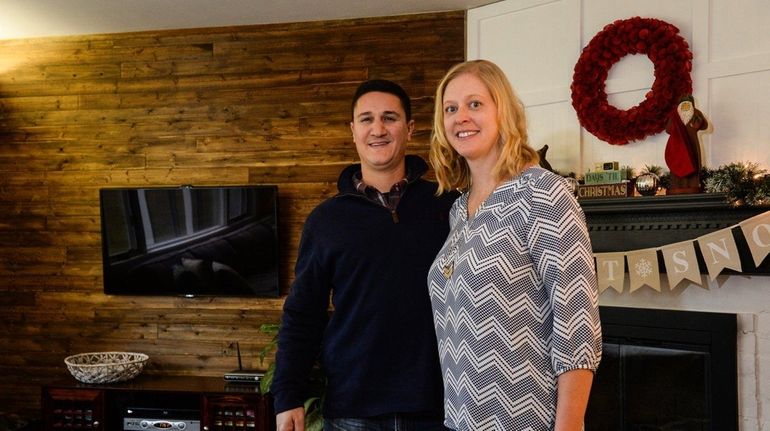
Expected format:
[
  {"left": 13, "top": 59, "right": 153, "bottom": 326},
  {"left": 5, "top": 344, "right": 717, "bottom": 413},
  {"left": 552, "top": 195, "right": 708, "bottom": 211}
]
[{"left": 99, "top": 184, "right": 280, "bottom": 298}]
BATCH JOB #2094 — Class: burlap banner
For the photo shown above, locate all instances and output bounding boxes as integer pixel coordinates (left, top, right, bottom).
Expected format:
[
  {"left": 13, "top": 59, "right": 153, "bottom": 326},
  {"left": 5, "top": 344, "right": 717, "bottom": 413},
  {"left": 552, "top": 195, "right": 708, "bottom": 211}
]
[
  {"left": 739, "top": 211, "right": 770, "bottom": 267},
  {"left": 697, "top": 229, "right": 742, "bottom": 281},
  {"left": 626, "top": 248, "right": 661, "bottom": 292},
  {"left": 595, "top": 252, "right": 625, "bottom": 293},
  {"left": 594, "top": 210, "right": 770, "bottom": 293},
  {"left": 660, "top": 241, "right": 702, "bottom": 289}
]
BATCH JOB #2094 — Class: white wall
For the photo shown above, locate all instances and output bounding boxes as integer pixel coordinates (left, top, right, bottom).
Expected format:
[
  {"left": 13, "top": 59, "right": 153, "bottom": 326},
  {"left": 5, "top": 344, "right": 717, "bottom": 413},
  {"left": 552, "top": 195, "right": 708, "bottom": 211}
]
[
  {"left": 468, "top": 1, "right": 770, "bottom": 429},
  {"left": 468, "top": 0, "right": 770, "bottom": 177}
]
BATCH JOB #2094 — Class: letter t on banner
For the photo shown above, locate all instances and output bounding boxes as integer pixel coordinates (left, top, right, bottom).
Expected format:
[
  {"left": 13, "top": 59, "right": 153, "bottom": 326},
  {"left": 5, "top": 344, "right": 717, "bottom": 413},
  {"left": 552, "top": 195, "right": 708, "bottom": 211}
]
[
  {"left": 739, "top": 211, "right": 770, "bottom": 267},
  {"left": 595, "top": 253, "right": 625, "bottom": 293},
  {"left": 661, "top": 241, "right": 702, "bottom": 289},
  {"left": 697, "top": 229, "right": 742, "bottom": 280}
]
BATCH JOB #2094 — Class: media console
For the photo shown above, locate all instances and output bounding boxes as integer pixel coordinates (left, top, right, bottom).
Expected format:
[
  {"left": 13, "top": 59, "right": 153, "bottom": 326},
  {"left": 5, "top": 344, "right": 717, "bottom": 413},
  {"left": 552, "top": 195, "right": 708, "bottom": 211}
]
[{"left": 41, "top": 375, "right": 275, "bottom": 431}]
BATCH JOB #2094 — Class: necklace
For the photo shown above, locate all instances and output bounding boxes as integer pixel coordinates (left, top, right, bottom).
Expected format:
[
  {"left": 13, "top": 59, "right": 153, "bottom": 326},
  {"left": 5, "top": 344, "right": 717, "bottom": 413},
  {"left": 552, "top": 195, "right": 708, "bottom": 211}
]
[
  {"left": 440, "top": 221, "right": 466, "bottom": 280},
  {"left": 441, "top": 236, "right": 460, "bottom": 280}
]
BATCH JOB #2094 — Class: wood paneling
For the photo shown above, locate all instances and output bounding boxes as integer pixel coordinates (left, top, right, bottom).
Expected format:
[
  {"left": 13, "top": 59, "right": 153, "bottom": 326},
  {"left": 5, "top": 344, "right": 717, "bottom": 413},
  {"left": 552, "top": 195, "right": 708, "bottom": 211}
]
[{"left": 0, "top": 12, "right": 465, "bottom": 416}]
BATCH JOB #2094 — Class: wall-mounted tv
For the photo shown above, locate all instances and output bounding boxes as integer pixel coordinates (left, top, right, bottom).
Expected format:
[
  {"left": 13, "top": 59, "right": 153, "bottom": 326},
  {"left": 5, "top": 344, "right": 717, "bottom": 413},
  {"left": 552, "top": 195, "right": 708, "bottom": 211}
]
[{"left": 99, "top": 185, "right": 279, "bottom": 297}]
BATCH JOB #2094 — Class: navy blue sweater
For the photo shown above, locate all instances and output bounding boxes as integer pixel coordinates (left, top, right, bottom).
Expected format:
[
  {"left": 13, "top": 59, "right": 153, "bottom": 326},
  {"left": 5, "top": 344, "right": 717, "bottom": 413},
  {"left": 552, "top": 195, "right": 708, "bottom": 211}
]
[{"left": 271, "top": 156, "right": 456, "bottom": 418}]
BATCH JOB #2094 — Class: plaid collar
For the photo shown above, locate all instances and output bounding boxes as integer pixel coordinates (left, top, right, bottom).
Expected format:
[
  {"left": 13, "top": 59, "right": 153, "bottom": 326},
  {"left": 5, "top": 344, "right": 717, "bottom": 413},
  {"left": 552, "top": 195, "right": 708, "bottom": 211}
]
[{"left": 352, "top": 170, "right": 409, "bottom": 211}]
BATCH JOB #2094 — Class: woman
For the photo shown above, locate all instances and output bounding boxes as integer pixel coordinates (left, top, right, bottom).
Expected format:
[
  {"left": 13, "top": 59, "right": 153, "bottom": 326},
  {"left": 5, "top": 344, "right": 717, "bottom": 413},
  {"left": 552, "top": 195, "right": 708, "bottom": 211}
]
[{"left": 427, "top": 59, "right": 602, "bottom": 431}]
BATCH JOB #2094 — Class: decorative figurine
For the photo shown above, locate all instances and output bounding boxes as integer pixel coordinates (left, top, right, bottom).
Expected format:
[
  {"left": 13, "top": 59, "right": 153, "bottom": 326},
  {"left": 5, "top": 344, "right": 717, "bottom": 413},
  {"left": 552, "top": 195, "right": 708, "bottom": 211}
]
[{"left": 665, "top": 95, "right": 709, "bottom": 194}]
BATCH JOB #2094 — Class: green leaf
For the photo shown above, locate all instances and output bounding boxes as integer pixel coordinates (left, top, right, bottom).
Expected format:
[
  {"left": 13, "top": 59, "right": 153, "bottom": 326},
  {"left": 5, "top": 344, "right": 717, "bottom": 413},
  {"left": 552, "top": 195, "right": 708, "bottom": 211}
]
[
  {"left": 259, "top": 323, "right": 280, "bottom": 334},
  {"left": 260, "top": 363, "right": 275, "bottom": 394},
  {"left": 257, "top": 324, "right": 280, "bottom": 365},
  {"left": 303, "top": 396, "right": 319, "bottom": 412},
  {"left": 304, "top": 406, "right": 324, "bottom": 431}
]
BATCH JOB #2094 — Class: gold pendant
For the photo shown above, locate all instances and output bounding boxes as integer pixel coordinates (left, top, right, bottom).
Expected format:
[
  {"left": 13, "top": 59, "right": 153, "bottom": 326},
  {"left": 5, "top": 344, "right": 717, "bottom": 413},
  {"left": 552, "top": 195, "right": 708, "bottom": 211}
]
[{"left": 442, "top": 261, "right": 454, "bottom": 279}]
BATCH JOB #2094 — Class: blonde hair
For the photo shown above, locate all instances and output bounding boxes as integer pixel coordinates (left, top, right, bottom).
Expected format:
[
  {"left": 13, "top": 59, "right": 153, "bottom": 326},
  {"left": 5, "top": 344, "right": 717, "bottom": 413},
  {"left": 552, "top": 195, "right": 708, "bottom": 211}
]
[{"left": 429, "top": 60, "right": 539, "bottom": 194}]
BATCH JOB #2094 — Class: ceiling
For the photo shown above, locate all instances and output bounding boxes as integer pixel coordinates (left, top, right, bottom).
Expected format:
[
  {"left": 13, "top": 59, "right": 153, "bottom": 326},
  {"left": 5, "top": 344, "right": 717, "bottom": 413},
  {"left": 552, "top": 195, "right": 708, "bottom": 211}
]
[{"left": 0, "top": 0, "right": 501, "bottom": 40}]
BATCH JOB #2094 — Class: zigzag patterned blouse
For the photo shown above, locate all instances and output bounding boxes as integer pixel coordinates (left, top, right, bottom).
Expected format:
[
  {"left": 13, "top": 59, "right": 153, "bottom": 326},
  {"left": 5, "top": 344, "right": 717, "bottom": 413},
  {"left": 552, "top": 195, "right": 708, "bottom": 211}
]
[{"left": 428, "top": 167, "right": 602, "bottom": 431}]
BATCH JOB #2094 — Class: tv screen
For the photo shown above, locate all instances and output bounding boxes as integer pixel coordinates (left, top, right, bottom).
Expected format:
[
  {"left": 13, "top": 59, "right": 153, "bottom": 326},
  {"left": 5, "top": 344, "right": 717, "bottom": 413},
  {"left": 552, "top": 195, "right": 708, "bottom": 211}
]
[{"left": 99, "top": 185, "right": 279, "bottom": 297}]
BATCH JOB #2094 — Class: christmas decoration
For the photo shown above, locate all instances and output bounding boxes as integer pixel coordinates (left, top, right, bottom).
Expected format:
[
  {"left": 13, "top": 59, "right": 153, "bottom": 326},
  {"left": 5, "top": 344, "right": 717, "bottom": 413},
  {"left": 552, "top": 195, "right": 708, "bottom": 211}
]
[
  {"left": 666, "top": 95, "right": 709, "bottom": 194},
  {"left": 703, "top": 162, "right": 770, "bottom": 206},
  {"left": 571, "top": 17, "right": 693, "bottom": 145},
  {"left": 595, "top": 211, "right": 770, "bottom": 293},
  {"left": 635, "top": 173, "right": 660, "bottom": 196},
  {"left": 635, "top": 164, "right": 663, "bottom": 196}
]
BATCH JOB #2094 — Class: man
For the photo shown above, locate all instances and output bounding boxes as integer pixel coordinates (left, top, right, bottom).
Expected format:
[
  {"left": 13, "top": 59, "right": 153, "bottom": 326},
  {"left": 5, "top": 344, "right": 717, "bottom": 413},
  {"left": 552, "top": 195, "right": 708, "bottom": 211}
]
[{"left": 271, "top": 79, "right": 456, "bottom": 431}]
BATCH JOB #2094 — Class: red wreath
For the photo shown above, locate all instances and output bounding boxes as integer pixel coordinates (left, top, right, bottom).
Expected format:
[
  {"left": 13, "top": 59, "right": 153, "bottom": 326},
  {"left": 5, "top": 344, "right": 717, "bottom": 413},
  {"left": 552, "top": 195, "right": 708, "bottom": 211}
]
[{"left": 571, "top": 17, "right": 693, "bottom": 145}]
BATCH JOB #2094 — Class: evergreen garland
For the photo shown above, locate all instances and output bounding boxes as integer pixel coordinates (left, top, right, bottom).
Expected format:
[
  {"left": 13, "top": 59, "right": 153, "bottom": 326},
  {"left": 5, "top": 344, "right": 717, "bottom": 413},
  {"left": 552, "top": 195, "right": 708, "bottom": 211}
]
[{"left": 702, "top": 162, "right": 770, "bottom": 206}]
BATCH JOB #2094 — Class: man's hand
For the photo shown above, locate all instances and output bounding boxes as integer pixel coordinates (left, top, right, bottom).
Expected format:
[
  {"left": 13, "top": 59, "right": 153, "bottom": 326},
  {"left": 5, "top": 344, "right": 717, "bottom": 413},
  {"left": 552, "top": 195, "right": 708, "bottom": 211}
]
[{"left": 276, "top": 407, "right": 305, "bottom": 431}]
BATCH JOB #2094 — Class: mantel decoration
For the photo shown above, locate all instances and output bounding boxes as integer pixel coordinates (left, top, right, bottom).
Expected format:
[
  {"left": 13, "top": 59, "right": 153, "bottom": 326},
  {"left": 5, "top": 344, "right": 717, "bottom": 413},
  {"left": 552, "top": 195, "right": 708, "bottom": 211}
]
[
  {"left": 595, "top": 211, "right": 770, "bottom": 293},
  {"left": 704, "top": 162, "right": 770, "bottom": 206},
  {"left": 571, "top": 17, "right": 693, "bottom": 145}
]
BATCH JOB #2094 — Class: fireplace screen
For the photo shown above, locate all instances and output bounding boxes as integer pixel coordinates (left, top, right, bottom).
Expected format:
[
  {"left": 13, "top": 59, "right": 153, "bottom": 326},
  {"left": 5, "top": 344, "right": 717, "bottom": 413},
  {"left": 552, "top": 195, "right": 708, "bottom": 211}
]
[{"left": 585, "top": 306, "right": 737, "bottom": 431}]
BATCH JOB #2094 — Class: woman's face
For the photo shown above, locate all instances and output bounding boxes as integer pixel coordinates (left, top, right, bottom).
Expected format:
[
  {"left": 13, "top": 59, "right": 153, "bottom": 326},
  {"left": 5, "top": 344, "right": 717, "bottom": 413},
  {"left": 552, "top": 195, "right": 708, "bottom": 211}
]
[{"left": 442, "top": 73, "right": 500, "bottom": 166}]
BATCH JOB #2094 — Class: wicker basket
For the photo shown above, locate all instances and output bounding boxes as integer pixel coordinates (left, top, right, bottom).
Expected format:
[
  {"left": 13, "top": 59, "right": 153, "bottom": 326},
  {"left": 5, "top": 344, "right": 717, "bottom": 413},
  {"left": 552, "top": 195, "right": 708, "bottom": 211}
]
[{"left": 64, "top": 351, "right": 149, "bottom": 384}]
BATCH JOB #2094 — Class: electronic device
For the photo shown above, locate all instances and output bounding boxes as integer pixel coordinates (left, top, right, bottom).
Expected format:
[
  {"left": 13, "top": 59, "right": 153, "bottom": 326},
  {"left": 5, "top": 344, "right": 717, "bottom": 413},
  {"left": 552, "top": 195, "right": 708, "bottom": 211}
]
[
  {"left": 99, "top": 185, "right": 280, "bottom": 297},
  {"left": 224, "top": 342, "right": 264, "bottom": 384},
  {"left": 123, "top": 407, "right": 200, "bottom": 431}
]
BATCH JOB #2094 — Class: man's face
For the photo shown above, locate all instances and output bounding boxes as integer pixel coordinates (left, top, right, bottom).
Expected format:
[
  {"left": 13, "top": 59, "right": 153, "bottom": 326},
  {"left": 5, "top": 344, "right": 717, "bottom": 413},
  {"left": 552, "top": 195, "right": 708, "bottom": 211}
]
[{"left": 350, "top": 91, "right": 414, "bottom": 175}]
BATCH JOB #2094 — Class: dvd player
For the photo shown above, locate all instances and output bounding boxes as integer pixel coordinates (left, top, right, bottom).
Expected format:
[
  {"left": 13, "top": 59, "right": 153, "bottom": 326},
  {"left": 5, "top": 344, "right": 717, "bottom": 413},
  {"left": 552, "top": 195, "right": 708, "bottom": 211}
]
[{"left": 123, "top": 407, "right": 200, "bottom": 431}]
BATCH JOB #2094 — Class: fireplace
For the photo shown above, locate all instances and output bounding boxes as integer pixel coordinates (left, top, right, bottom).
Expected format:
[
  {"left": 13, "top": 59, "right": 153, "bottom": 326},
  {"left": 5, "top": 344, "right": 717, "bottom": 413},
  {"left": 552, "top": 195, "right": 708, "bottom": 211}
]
[{"left": 585, "top": 306, "right": 737, "bottom": 430}]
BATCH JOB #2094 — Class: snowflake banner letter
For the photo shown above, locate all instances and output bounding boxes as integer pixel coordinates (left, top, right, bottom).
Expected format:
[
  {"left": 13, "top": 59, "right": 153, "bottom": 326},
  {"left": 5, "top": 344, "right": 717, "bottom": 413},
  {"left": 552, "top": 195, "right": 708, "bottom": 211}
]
[
  {"left": 697, "top": 229, "right": 741, "bottom": 281},
  {"left": 595, "top": 252, "right": 626, "bottom": 293},
  {"left": 661, "top": 241, "right": 702, "bottom": 289},
  {"left": 739, "top": 211, "right": 770, "bottom": 267},
  {"left": 627, "top": 248, "right": 661, "bottom": 292}
]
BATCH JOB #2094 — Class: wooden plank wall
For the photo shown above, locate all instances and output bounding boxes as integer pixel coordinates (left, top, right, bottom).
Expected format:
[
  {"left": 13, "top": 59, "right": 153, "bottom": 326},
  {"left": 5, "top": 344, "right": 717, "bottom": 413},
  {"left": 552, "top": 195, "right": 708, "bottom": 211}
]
[{"left": 0, "top": 12, "right": 465, "bottom": 416}]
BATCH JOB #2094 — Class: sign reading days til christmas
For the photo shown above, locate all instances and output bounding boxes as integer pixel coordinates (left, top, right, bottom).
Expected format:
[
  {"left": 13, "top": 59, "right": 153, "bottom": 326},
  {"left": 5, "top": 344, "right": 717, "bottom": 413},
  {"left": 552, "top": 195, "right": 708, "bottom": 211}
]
[{"left": 577, "top": 182, "right": 632, "bottom": 199}]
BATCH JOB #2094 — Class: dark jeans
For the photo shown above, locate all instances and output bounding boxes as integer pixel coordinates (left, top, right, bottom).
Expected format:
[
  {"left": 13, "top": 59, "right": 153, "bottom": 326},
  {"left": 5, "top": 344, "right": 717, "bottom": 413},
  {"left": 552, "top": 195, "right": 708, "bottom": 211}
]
[{"left": 323, "top": 413, "right": 450, "bottom": 431}]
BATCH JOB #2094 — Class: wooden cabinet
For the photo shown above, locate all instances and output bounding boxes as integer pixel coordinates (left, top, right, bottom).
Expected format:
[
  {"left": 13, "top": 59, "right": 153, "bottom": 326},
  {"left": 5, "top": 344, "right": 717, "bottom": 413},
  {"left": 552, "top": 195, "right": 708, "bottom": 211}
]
[
  {"left": 42, "top": 376, "right": 274, "bottom": 431},
  {"left": 202, "top": 395, "right": 273, "bottom": 431},
  {"left": 42, "top": 388, "right": 104, "bottom": 430}
]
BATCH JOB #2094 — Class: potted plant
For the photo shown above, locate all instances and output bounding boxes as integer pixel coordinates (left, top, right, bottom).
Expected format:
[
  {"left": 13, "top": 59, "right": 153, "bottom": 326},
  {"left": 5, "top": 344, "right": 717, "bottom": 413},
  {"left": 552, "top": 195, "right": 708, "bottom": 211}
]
[{"left": 258, "top": 324, "right": 326, "bottom": 431}]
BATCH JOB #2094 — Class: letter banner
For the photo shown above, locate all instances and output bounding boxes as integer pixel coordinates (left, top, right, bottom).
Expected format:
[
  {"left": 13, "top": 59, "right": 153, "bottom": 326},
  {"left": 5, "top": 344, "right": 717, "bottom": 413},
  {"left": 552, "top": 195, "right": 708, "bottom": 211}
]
[
  {"left": 661, "top": 241, "right": 702, "bottom": 289},
  {"left": 697, "top": 229, "right": 742, "bottom": 280},
  {"left": 595, "top": 252, "right": 625, "bottom": 293},
  {"left": 626, "top": 248, "right": 661, "bottom": 292},
  {"left": 739, "top": 212, "right": 770, "bottom": 267}
]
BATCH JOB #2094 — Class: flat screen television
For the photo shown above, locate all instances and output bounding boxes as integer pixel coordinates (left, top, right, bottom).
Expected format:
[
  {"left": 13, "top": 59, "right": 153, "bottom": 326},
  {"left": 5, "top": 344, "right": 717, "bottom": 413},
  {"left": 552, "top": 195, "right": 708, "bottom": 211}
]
[{"left": 99, "top": 185, "right": 279, "bottom": 297}]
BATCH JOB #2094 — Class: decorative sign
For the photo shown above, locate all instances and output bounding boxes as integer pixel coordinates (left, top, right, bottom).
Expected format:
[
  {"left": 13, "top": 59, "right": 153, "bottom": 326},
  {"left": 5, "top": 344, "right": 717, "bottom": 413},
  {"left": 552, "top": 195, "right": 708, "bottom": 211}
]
[
  {"left": 584, "top": 170, "right": 624, "bottom": 185},
  {"left": 595, "top": 210, "right": 770, "bottom": 293},
  {"left": 578, "top": 183, "right": 632, "bottom": 199}
]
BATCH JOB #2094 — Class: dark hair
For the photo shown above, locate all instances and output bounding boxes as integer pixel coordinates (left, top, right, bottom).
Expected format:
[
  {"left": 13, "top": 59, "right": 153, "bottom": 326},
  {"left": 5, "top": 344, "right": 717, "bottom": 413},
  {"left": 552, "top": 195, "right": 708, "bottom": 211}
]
[{"left": 351, "top": 79, "right": 411, "bottom": 121}]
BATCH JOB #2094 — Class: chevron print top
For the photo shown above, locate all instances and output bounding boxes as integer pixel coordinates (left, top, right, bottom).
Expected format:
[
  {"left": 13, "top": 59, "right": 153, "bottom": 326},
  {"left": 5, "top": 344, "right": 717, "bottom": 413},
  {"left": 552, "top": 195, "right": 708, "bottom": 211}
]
[{"left": 428, "top": 166, "right": 602, "bottom": 431}]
